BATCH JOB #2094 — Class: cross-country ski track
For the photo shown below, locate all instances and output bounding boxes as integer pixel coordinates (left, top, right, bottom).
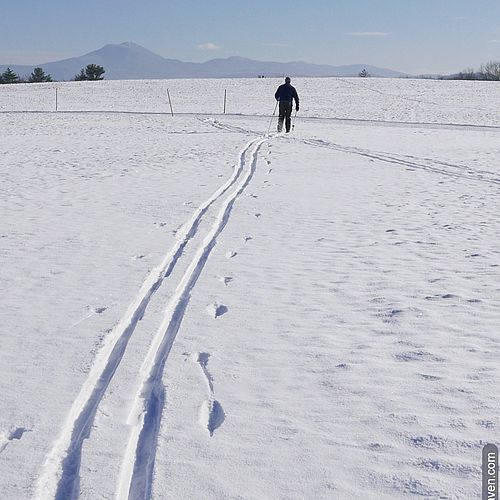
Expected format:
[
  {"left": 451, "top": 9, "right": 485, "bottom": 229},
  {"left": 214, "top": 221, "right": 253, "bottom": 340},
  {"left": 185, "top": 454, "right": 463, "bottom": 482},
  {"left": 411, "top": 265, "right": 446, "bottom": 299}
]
[
  {"left": 35, "top": 126, "right": 268, "bottom": 500},
  {"left": 32, "top": 114, "right": 500, "bottom": 499},
  {"left": 2, "top": 76, "right": 500, "bottom": 500}
]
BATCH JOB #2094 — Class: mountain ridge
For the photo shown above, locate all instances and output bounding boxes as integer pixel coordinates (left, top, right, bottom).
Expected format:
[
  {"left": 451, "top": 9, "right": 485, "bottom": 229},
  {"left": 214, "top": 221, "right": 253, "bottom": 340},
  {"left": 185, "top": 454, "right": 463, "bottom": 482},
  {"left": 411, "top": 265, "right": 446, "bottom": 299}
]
[{"left": 0, "top": 42, "right": 407, "bottom": 80}]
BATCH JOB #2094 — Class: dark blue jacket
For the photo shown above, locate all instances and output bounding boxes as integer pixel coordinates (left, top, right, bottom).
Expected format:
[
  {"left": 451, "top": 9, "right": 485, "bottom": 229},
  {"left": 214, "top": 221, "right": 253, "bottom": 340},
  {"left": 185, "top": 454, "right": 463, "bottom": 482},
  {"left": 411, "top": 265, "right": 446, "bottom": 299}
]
[{"left": 275, "top": 83, "right": 299, "bottom": 107}]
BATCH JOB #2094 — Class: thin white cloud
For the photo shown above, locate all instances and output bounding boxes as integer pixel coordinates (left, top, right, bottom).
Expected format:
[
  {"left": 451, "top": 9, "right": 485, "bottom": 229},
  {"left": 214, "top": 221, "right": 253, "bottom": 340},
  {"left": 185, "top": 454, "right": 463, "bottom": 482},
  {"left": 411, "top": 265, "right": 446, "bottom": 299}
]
[
  {"left": 348, "top": 32, "right": 391, "bottom": 37},
  {"left": 197, "top": 42, "right": 222, "bottom": 51},
  {"left": 489, "top": 39, "right": 500, "bottom": 43}
]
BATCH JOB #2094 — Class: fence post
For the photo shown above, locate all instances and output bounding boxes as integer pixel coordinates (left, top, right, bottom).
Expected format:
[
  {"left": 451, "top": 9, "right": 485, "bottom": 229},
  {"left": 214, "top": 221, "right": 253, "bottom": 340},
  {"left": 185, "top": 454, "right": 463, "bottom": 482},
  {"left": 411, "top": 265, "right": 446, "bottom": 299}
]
[
  {"left": 223, "top": 89, "right": 227, "bottom": 114},
  {"left": 167, "top": 89, "right": 174, "bottom": 117},
  {"left": 55, "top": 87, "right": 58, "bottom": 112}
]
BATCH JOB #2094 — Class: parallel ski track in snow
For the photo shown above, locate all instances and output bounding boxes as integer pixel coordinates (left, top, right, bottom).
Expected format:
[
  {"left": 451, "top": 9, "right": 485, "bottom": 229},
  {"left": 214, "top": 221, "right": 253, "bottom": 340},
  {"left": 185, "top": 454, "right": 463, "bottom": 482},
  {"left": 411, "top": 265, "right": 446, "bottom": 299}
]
[
  {"left": 35, "top": 133, "right": 267, "bottom": 500},
  {"left": 32, "top": 113, "right": 494, "bottom": 499},
  {"left": 117, "top": 135, "right": 267, "bottom": 500},
  {"left": 302, "top": 138, "right": 500, "bottom": 186},
  {"left": 206, "top": 118, "right": 500, "bottom": 186}
]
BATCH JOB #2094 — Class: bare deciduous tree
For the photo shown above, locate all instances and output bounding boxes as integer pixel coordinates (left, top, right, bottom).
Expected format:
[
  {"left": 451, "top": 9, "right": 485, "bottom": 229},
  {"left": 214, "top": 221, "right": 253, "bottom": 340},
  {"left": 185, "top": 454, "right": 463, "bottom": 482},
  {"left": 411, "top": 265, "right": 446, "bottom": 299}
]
[{"left": 480, "top": 61, "right": 500, "bottom": 81}]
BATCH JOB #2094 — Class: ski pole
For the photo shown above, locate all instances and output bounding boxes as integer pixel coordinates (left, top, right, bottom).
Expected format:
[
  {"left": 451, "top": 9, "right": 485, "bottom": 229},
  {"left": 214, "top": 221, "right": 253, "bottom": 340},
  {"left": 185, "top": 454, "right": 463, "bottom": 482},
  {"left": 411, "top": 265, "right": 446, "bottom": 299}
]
[
  {"left": 267, "top": 100, "right": 278, "bottom": 136},
  {"left": 292, "top": 110, "right": 298, "bottom": 131}
]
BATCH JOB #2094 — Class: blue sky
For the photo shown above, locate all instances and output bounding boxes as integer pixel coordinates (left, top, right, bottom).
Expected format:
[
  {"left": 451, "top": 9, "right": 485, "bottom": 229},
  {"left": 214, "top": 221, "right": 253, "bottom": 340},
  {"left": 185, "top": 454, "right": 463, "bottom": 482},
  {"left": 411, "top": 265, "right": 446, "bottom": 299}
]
[{"left": 1, "top": 0, "right": 499, "bottom": 74}]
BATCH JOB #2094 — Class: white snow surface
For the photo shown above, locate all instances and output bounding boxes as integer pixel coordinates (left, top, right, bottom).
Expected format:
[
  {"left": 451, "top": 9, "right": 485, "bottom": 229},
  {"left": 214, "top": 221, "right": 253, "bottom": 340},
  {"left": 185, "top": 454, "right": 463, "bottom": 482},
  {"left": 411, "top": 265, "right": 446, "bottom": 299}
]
[{"left": 1, "top": 77, "right": 499, "bottom": 500}]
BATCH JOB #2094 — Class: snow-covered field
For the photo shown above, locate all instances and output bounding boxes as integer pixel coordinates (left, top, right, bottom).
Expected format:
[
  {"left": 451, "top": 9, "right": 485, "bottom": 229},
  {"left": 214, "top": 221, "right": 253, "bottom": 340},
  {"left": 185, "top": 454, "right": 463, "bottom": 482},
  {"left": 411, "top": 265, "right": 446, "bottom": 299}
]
[{"left": 1, "top": 77, "right": 499, "bottom": 500}]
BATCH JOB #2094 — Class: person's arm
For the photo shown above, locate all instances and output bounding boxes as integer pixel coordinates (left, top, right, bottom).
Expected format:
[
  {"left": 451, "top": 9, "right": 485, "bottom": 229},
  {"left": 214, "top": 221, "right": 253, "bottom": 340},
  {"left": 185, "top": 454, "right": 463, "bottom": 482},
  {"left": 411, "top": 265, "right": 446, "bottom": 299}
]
[
  {"left": 293, "top": 88, "right": 299, "bottom": 110},
  {"left": 274, "top": 85, "right": 281, "bottom": 101}
]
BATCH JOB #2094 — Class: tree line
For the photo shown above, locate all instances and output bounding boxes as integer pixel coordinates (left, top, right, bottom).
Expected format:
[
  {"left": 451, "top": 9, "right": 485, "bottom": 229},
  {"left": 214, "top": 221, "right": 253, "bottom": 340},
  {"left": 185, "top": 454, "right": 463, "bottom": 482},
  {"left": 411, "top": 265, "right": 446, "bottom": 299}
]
[
  {"left": 3, "top": 60, "right": 500, "bottom": 83},
  {"left": 0, "top": 64, "right": 105, "bottom": 84},
  {"left": 443, "top": 61, "right": 500, "bottom": 81}
]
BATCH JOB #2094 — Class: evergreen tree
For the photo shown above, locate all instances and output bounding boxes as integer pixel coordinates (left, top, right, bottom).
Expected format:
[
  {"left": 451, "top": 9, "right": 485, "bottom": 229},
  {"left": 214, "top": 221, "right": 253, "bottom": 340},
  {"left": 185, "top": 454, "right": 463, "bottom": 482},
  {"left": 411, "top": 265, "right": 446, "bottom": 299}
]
[
  {"left": 85, "top": 64, "right": 105, "bottom": 80},
  {"left": 1, "top": 68, "right": 21, "bottom": 84},
  {"left": 28, "top": 67, "right": 53, "bottom": 83},
  {"left": 74, "top": 68, "right": 87, "bottom": 81},
  {"left": 74, "top": 64, "right": 105, "bottom": 81}
]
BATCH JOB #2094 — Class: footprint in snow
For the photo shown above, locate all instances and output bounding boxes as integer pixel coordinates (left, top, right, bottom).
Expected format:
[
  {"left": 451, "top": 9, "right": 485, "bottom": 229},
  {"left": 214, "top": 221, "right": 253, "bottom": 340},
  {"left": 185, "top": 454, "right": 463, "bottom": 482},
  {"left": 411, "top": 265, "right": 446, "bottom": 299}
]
[
  {"left": 196, "top": 350, "right": 209, "bottom": 363},
  {"left": 207, "top": 303, "right": 228, "bottom": 318},
  {"left": 0, "top": 427, "right": 31, "bottom": 454},
  {"left": 9, "top": 427, "right": 29, "bottom": 440},
  {"left": 194, "top": 352, "right": 225, "bottom": 436},
  {"left": 219, "top": 276, "right": 233, "bottom": 286},
  {"left": 195, "top": 352, "right": 214, "bottom": 391},
  {"left": 199, "top": 399, "right": 225, "bottom": 437},
  {"left": 226, "top": 251, "right": 237, "bottom": 259},
  {"left": 243, "top": 235, "right": 253, "bottom": 243}
]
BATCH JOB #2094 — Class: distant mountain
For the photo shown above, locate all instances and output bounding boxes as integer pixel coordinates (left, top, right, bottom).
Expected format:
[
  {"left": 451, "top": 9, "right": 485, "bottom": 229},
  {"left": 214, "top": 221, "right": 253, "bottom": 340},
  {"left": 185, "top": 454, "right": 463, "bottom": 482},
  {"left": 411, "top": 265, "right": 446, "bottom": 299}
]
[{"left": 0, "top": 42, "right": 406, "bottom": 80}]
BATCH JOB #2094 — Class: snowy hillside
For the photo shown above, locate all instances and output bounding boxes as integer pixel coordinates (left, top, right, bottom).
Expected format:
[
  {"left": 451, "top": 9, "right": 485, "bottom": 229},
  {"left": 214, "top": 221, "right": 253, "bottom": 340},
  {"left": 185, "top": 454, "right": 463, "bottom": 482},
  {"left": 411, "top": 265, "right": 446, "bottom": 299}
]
[{"left": 1, "top": 77, "right": 499, "bottom": 499}]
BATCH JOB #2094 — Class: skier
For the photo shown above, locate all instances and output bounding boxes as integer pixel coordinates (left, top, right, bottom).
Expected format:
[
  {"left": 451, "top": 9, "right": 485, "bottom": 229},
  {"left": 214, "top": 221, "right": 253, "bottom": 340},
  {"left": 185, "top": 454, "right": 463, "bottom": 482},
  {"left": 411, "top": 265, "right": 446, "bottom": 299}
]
[{"left": 274, "top": 76, "right": 299, "bottom": 133}]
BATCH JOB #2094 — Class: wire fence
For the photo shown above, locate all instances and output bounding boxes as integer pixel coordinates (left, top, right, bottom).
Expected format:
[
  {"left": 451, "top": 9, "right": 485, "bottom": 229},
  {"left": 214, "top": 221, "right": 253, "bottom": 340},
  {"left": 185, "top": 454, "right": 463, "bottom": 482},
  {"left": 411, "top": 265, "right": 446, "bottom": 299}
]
[
  {"left": 0, "top": 79, "right": 284, "bottom": 116},
  {"left": 1, "top": 77, "right": 499, "bottom": 126}
]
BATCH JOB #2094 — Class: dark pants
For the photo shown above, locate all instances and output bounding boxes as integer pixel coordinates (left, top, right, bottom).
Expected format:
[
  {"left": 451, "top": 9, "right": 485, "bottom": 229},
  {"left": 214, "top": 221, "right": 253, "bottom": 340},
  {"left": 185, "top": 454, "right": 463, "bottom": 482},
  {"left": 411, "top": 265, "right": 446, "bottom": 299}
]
[{"left": 278, "top": 101, "right": 292, "bottom": 132}]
